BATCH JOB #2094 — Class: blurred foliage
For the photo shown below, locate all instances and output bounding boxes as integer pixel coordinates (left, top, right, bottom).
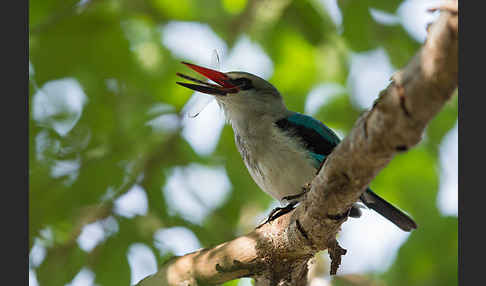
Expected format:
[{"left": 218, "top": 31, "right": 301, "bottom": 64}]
[{"left": 29, "top": 0, "right": 457, "bottom": 285}]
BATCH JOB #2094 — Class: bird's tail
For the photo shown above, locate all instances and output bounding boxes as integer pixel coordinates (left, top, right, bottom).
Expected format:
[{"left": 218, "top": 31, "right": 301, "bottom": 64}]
[{"left": 360, "top": 188, "right": 417, "bottom": 232}]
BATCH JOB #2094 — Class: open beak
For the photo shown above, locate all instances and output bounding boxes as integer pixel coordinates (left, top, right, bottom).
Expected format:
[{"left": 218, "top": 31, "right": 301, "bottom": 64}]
[{"left": 176, "top": 62, "right": 239, "bottom": 96}]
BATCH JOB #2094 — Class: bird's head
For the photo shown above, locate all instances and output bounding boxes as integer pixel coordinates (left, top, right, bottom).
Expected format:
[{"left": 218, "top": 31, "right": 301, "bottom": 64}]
[{"left": 177, "top": 62, "right": 287, "bottom": 121}]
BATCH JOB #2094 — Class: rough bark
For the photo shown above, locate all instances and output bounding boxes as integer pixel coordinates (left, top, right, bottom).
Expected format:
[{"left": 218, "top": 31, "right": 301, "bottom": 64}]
[{"left": 137, "top": 4, "right": 458, "bottom": 286}]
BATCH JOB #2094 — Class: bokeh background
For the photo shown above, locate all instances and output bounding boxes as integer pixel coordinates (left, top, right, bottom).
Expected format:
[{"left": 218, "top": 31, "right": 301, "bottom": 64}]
[{"left": 29, "top": 0, "right": 458, "bottom": 285}]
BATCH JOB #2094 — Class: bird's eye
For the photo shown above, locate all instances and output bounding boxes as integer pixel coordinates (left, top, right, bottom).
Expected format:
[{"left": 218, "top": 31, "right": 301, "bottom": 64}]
[{"left": 231, "top": 78, "right": 253, "bottom": 90}]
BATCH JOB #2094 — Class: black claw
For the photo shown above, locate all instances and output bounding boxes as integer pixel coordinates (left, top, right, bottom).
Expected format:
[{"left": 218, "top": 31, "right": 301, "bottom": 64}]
[
  {"left": 395, "top": 145, "right": 408, "bottom": 152},
  {"left": 282, "top": 184, "right": 311, "bottom": 203},
  {"left": 256, "top": 202, "right": 298, "bottom": 228},
  {"left": 327, "top": 208, "right": 351, "bottom": 221},
  {"left": 296, "top": 219, "right": 309, "bottom": 240},
  {"left": 282, "top": 193, "right": 303, "bottom": 202},
  {"left": 316, "top": 157, "right": 328, "bottom": 175},
  {"left": 349, "top": 205, "right": 362, "bottom": 218}
]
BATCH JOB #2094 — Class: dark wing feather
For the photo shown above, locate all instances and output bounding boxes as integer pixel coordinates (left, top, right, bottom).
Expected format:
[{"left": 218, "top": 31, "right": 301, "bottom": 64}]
[{"left": 275, "top": 113, "right": 340, "bottom": 166}]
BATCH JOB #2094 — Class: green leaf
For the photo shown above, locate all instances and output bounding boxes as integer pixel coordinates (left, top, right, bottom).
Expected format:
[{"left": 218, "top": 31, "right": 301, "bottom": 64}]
[
  {"left": 36, "top": 245, "right": 87, "bottom": 286},
  {"left": 379, "top": 24, "right": 421, "bottom": 68},
  {"left": 281, "top": 0, "right": 336, "bottom": 45},
  {"left": 90, "top": 234, "right": 132, "bottom": 285},
  {"left": 313, "top": 92, "right": 362, "bottom": 133},
  {"left": 339, "top": 0, "right": 378, "bottom": 51},
  {"left": 425, "top": 95, "right": 458, "bottom": 155}
]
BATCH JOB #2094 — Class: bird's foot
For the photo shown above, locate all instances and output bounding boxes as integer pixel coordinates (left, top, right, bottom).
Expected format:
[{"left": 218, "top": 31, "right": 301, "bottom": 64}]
[
  {"left": 281, "top": 183, "right": 311, "bottom": 203},
  {"left": 256, "top": 201, "right": 298, "bottom": 229},
  {"left": 316, "top": 157, "right": 328, "bottom": 175},
  {"left": 255, "top": 184, "right": 314, "bottom": 228},
  {"left": 349, "top": 204, "right": 363, "bottom": 218},
  {"left": 327, "top": 204, "right": 363, "bottom": 221}
]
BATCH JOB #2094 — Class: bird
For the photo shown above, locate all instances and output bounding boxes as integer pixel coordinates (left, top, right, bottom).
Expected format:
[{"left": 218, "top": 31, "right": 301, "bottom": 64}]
[{"left": 176, "top": 62, "right": 417, "bottom": 232}]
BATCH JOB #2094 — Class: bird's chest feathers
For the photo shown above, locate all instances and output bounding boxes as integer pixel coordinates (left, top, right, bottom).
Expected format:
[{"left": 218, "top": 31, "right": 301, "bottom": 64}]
[{"left": 234, "top": 126, "right": 317, "bottom": 201}]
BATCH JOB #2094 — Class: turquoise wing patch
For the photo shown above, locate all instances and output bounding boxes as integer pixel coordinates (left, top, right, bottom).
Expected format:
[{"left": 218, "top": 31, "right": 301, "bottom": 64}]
[{"left": 286, "top": 113, "right": 341, "bottom": 146}]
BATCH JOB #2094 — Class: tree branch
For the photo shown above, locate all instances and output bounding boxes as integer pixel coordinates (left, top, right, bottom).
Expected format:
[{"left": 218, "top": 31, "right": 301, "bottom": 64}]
[{"left": 137, "top": 5, "right": 458, "bottom": 286}]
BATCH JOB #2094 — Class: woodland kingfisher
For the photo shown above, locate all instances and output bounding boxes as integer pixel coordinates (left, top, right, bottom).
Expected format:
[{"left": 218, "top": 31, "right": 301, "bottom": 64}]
[{"left": 176, "top": 62, "right": 417, "bottom": 232}]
